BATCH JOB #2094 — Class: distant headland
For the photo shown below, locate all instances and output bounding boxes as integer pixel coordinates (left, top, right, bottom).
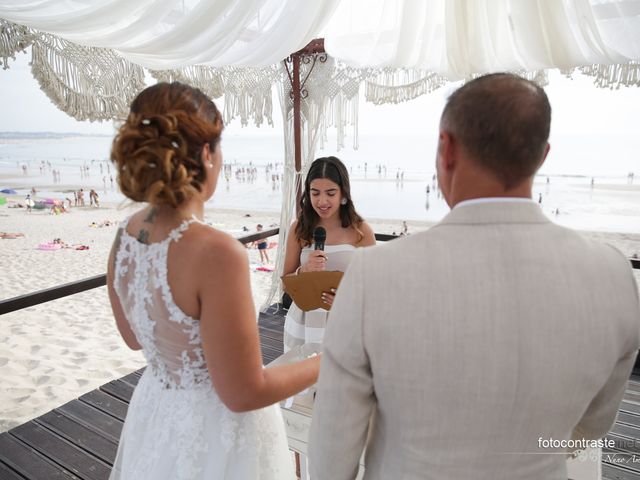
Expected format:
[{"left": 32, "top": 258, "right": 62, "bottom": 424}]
[{"left": 0, "top": 132, "right": 111, "bottom": 140}]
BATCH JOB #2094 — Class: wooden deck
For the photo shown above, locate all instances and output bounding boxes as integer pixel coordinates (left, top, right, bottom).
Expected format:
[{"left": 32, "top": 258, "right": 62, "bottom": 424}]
[{"left": 1, "top": 304, "right": 640, "bottom": 479}]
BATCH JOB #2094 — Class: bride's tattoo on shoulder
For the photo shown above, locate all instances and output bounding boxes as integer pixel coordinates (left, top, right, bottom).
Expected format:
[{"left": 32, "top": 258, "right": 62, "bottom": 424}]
[{"left": 137, "top": 229, "right": 150, "bottom": 244}]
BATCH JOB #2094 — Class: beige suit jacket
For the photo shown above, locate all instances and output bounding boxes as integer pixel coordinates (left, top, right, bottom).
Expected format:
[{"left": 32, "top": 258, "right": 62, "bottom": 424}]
[{"left": 309, "top": 201, "right": 640, "bottom": 480}]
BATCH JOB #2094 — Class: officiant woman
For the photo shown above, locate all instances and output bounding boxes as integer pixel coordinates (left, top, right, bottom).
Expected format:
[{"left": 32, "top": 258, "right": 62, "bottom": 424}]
[{"left": 282, "top": 156, "right": 376, "bottom": 353}]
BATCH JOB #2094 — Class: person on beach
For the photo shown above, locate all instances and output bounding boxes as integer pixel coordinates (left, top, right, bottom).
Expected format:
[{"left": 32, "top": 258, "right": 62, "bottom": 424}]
[
  {"left": 253, "top": 224, "right": 270, "bottom": 264},
  {"left": 89, "top": 189, "right": 100, "bottom": 207},
  {"left": 0, "top": 232, "right": 24, "bottom": 239},
  {"left": 25, "top": 194, "right": 33, "bottom": 212},
  {"left": 282, "top": 156, "right": 376, "bottom": 353},
  {"left": 309, "top": 73, "right": 640, "bottom": 479},
  {"left": 107, "top": 82, "right": 318, "bottom": 480}
]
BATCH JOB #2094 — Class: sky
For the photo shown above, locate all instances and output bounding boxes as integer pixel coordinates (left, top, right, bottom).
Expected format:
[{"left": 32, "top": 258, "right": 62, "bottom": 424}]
[{"left": 1, "top": 47, "right": 640, "bottom": 139}]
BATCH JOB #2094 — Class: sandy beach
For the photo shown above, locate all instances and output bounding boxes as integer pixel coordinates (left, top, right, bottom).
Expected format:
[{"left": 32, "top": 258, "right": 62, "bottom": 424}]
[{"left": 0, "top": 198, "right": 639, "bottom": 433}]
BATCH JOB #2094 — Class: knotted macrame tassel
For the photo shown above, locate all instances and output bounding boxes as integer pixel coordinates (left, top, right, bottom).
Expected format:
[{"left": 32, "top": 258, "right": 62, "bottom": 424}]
[
  {"left": 579, "top": 62, "right": 640, "bottom": 89},
  {"left": 0, "top": 19, "right": 34, "bottom": 70},
  {"left": 30, "top": 33, "right": 146, "bottom": 122},
  {"left": 149, "top": 66, "right": 225, "bottom": 100},
  {"left": 365, "top": 69, "right": 448, "bottom": 105}
]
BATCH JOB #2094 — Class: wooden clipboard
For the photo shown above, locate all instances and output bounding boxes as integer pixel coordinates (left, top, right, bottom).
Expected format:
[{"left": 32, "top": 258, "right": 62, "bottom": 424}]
[{"left": 281, "top": 271, "right": 344, "bottom": 311}]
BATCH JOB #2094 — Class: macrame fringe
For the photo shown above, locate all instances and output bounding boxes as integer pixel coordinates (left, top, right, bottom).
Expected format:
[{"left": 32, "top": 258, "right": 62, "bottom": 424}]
[
  {"left": 305, "top": 59, "right": 366, "bottom": 151},
  {"left": 150, "top": 65, "right": 280, "bottom": 127},
  {"left": 149, "top": 66, "right": 225, "bottom": 99},
  {"left": 579, "top": 62, "right": 640, "bottom": 89},
  {"left": 0, "top": 19, "right": 34, "bottom": 70},
  {"left": 31, "top": 33, "right": 146, "bottom": 122},
  {"left": 365, "top": 69, "right": 448, "bottom": 105},
  {"left": 468, "top": 70, "right": 549, "bottom": 87},
  {"left": 222, "top": 66, "right": 281, "bottom": 127}
]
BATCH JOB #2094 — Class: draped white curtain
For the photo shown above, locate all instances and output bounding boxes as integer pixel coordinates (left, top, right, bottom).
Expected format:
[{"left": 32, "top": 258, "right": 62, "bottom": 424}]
[
  {"left": 323, "top": 0, "right": 640, "bottom": 79},
  {"left": 0, "top": 0, "right": 340, "bottom": 68},
  {"left": 1, "top": 0, "right": 639, "bottom": 75}
]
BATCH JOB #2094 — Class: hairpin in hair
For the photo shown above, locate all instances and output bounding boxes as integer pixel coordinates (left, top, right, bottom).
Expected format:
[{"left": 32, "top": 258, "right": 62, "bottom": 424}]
[
  {"left": 141, "top": 119, "right": 151, "bottom": 125},
  {"left": 148, "top": 162, "right": 157, "bottom": 168},
  {"left": 171, "top": 141, "right": 179, "bottom": 149}
]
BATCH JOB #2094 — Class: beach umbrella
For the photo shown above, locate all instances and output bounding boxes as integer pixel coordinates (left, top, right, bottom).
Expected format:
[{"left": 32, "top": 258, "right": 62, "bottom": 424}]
[{"left": 0, "top": 189, "right": 17, "bottom": 194}]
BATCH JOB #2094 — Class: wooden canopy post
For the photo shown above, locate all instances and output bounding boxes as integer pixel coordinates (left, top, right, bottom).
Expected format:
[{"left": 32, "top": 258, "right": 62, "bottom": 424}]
[{"left": 283, "top": 38, "right": 326, "bottom": 215}]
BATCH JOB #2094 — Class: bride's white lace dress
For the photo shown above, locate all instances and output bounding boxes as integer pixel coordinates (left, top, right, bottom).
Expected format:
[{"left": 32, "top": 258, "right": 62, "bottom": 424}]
[{"left": 109, "top": 218, "right": 294, "bottom": 480}]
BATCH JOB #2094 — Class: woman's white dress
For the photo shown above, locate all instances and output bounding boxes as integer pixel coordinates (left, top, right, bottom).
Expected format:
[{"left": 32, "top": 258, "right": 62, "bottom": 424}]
[
  {"left": 109, "top": 218, "right": 294, "bottom": 480},
  {"left": 283, "top": 244, "right": 355, "bottom": 353}
]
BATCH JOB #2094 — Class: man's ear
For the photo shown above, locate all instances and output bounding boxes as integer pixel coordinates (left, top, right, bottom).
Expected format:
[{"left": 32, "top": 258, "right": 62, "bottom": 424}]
[
  {"left": 534, "top": 142, "right": 550, "bottom": 171},
  {"left": 438, "top": 131, "right": 456, "bottom": 171}
]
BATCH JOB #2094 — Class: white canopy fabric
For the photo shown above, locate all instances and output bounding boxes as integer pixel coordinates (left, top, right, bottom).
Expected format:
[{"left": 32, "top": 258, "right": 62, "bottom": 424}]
[
  {"left": 323, "top": 0, "right": 640, "bottom": 79},
  {"left": 0, "top": 0, "right": 340, "bottom": 68},
  {"left": 1, "top": 0, "right": 638, "bottom": 74}
]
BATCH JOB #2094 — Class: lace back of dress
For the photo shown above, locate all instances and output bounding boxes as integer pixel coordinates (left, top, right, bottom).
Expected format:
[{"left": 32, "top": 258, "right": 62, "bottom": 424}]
[{"left": 113, "top": 219, "right": 210, "bottom": 389}]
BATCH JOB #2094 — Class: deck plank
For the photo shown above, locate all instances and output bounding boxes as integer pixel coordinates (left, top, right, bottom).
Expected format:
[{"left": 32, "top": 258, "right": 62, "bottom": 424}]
[
  {"left": 34, "top": 411, "right": 118, "bottom": 465},
  {"left": 606, "top": 435, "right": 640, "bottom": 455},
  {"left": 0, "top": 460, "right": 27, "bottom": 479},
  {"left": 624, "top": 391, "right": 640, "bottom": 405},
  {"left": 56, "top": 402, "right": 123, "bottom": 444},
  {"left": 0, "top": 434, "right": 78, "bottom": 479},
  {"left": 603, "top": 461, "right": 640, "bottom": 480},
  {"left": 9, "top": 422, "right": 110, "bottom": 480},
  {"left": 118, "top": 371, "right": 141, "bottom": 389},
  {"left": 611, "top": 423, "right": 640, "bottom": 443},
  {"left": 77, "top": 391, "right": 128, "bottom": 423},
  {"left": 620, "top": 401, "right": 640, "bottom": 418},
  {"left": 617, "top": 411, "right": 640, "bottom": 428},
  {"left": 98, "top": 380, "right": 134, "bottom": 404}
]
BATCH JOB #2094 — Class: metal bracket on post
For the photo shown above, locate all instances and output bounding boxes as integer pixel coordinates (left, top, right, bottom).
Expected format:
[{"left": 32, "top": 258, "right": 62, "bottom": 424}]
[{"left": 282, "top": 38, "right": 327, "bottom": 214}]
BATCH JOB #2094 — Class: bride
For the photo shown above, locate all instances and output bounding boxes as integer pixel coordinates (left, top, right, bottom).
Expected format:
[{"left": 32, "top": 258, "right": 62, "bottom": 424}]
[{"left": 106, "top": 82, "right": 319, "bottom": 479}]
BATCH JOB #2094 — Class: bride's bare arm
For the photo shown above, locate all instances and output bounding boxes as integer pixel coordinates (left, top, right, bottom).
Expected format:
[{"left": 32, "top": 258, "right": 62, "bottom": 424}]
[
  {"left": 198, "top": 231, "right": 319, "bottom": 412},
  {"left": 107, "top": 228, "right": 142, "bottom": 351}
]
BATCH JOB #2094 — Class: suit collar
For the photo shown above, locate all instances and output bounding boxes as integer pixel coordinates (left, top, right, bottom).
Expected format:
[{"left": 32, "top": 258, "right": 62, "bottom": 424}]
[{"left": 438, "top": 200, "right": 550, "bottom": 226}]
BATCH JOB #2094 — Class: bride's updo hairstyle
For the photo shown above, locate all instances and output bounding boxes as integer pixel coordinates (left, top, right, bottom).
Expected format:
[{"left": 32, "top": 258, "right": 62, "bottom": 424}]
[{"left": 111, "top": 82, "right": 223, "bottom": 207}]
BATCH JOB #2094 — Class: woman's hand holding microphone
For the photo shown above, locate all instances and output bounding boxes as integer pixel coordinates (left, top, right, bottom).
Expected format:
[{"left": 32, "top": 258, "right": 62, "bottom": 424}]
[{"left": 300, "top": 250, "right": 327, "bottom": 273}]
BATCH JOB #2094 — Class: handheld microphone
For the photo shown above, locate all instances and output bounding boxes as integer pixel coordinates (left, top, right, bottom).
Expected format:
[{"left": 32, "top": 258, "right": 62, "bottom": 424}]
[{"left": 313, "top": 226, "right": 326, "bottom": 251}]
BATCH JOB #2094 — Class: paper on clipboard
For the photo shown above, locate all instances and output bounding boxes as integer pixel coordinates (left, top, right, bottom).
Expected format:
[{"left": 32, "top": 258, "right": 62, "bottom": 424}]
[{"left": 281, "top": 270, "right": 344, "bottom": 311}]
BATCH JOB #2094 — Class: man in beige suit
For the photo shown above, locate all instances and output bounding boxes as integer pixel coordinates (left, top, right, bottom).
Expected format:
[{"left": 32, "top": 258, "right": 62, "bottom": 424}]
[{"left": 309, "top": 73, "right": 640, "bottom": 479}]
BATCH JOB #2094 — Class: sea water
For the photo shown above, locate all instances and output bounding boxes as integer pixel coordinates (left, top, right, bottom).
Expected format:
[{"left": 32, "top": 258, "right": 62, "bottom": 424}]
[{"left": 0, "top": 132, "right": 638, "bottom": 234}]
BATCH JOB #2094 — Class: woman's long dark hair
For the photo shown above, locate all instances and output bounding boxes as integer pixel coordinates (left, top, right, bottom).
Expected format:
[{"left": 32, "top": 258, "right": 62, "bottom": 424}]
[{"left": 295, "top": 156, "right": 364, "bottom": 247}]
